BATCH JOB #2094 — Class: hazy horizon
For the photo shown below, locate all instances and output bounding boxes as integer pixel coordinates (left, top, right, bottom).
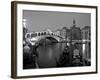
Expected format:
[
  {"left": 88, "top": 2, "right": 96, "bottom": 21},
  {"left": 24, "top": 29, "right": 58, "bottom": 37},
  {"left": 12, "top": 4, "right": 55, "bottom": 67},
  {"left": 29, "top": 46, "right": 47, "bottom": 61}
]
[{"left": 23, "top": 10, "right": 91, "bottom": 32}]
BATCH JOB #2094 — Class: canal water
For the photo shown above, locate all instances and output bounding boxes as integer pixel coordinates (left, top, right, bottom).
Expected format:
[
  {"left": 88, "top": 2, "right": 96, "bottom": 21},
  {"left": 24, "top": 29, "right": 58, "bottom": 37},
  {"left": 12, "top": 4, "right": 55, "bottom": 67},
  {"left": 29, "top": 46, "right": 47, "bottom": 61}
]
[{"left": 37, "top": 43, "right": 67, "bottom": 68}]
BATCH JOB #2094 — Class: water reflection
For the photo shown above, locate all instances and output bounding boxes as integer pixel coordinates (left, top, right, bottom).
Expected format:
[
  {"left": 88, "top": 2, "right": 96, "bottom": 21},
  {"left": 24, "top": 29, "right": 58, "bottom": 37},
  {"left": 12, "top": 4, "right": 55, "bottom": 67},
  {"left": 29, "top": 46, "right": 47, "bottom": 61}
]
[
  {"left": 23, "top": 41, "right": 91, "bottom": 69},
  {"left": 37, "top": 43, "right": 66, "bottom": 68}
]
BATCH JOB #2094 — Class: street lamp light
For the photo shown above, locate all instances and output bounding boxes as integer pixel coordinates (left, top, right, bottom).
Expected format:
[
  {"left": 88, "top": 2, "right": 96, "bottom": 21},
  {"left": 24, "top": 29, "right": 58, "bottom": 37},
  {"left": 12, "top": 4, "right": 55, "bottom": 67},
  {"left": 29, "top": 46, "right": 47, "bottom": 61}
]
[{"left": 23, "top": 19, "right": 27, "bottom": 28}]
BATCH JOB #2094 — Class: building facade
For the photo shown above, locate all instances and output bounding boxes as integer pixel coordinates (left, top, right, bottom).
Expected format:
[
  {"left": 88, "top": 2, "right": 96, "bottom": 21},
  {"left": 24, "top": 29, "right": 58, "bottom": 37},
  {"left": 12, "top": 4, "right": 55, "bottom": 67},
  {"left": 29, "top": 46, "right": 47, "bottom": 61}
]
[
  {"left": 69, "top": 20, "right": 82, "bottom": 63},
  {"left": 70, "top": 20, "right": 82, "bottom": 40},
  {"left": 60, "top": 27, "right": 67, "bottom": 40}
]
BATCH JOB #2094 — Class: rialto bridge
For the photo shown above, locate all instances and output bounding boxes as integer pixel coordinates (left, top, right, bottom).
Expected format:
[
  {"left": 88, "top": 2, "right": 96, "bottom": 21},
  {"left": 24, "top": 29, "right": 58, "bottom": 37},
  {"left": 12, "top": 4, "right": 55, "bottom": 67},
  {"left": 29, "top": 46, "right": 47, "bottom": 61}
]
[{"left": 25, "top": 30, "right": 63, "bottom": 43}]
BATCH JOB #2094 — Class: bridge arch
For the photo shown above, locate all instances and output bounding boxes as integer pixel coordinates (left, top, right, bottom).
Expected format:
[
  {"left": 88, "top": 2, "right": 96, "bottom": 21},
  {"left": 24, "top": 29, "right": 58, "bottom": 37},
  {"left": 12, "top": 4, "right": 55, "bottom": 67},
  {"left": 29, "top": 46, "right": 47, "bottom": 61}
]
[
  {"left": 45, "top": 36, "right": 58, "bottom": 43},
  {"left": 28, "top": 32, "right": 63, "bottom": 44},
  {"left": 37, "top": 35, "right": 61, "bottom": 42}
]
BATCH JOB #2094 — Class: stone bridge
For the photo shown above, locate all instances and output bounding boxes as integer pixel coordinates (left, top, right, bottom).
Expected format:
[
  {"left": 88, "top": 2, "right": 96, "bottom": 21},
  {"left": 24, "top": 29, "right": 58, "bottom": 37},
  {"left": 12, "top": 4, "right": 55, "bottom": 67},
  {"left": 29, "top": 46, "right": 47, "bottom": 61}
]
[{"left": 25, "top": 30, "right": 63, "bottom": 43}]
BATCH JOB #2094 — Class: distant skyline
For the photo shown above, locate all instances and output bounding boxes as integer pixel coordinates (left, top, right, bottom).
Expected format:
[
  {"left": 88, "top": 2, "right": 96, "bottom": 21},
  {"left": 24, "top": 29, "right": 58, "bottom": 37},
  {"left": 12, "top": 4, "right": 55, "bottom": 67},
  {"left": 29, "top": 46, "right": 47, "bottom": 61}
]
[{"left": 23, "top": 10, "right": 91, "bottom": 32}]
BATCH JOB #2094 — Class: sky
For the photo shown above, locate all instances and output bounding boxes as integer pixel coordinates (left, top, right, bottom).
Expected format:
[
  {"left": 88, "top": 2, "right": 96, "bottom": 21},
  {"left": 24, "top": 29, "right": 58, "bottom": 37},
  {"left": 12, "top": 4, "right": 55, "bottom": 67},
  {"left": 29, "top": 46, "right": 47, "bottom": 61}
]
[{"left": 23, "top": 10, "right": 90, "bottom": 32}]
